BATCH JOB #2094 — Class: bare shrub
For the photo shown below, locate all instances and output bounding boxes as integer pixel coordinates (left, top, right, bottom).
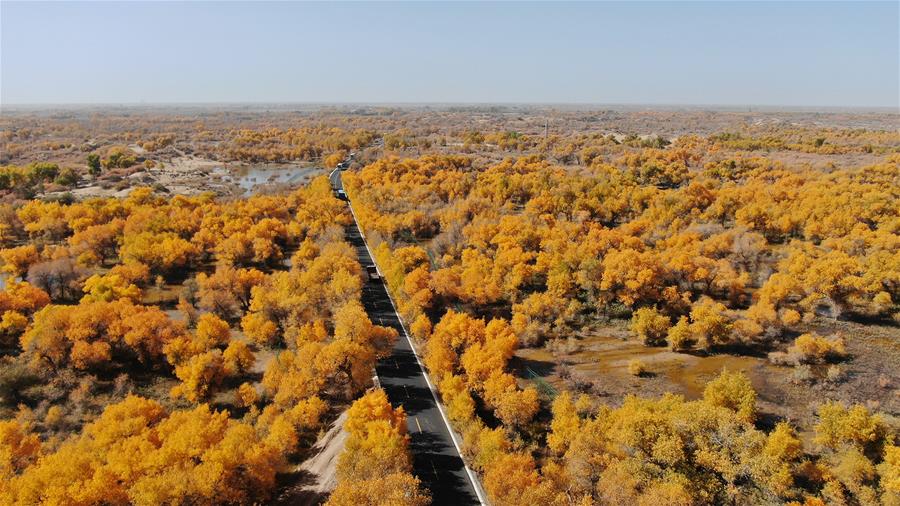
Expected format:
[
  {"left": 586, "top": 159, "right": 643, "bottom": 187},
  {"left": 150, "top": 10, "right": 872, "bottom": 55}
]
[
  {"left": 547, "top": 337, "right": 581, "bottom": 355},
  {"left": 0, "top": 359, "right": 40, "bottom": 406},
  {"left": 825, "top": 365, "right": 846, "bottom": 384},
  {"left": 791, "top": 364, "right": 814, "bottom": 385},
  {"left": 113, "top": 373, "right": 131, "bottom": 397},
  {"left": 26, "top": 257, "right": 87, "bottom": 301},
  {"left": 768, "top": 351, "right": 796, "bottom": 366}
]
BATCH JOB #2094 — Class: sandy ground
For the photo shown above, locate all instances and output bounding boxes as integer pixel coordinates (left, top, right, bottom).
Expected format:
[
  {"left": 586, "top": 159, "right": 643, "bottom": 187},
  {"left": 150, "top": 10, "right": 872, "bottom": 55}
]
[
  {"left": 42, "top": 155, "right": 324, "bottom": 200},
  {"left": 515, "top": 315, "right": 899, "bottom": 431},
  {"left": 298, "top": 412, "right": 348, "bottom": 497},
  {"left": 274, "top": 411, "right": 349, "bottom": 506}
]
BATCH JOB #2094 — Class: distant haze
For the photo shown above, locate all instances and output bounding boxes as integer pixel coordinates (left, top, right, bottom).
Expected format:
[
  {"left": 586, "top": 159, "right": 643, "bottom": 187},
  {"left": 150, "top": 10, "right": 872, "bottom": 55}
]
[{"left": 1, "top": 1, "right": 898, "bottom": 108}]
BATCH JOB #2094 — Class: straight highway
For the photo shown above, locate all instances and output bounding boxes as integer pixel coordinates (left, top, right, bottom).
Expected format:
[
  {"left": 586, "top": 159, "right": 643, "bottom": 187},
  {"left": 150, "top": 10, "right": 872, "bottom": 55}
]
[{"left": 330, "top": 167, "right": 483, "bottom": 506}]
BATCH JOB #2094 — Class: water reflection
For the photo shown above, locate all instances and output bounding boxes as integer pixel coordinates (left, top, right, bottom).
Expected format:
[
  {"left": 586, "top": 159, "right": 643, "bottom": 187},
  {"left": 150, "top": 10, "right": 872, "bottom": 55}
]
[{"left": 212, "top": 165, "right": 322, "bottom": 194}]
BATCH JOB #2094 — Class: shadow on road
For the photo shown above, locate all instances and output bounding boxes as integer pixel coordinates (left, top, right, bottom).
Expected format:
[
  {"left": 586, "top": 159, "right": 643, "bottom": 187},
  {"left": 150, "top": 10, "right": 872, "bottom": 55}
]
[{"left": 332, "top": 170, "right": 481, "bottom": 506}]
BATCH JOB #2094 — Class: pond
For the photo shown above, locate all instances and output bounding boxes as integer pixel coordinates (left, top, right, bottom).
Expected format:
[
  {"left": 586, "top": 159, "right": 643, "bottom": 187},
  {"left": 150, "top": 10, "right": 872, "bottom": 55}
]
[
  {"left": 212, "top": 164, "right": 323, "bottom": 195},
  {"left": 517, "top": 333, "right": 768, "bottom": 401}
]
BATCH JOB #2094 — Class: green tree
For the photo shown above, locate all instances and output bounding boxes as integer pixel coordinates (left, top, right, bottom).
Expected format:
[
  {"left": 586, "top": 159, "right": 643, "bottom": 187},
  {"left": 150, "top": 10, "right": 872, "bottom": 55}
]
[{"left": 86, "top": 154, "right": 102, "bottom": 176}]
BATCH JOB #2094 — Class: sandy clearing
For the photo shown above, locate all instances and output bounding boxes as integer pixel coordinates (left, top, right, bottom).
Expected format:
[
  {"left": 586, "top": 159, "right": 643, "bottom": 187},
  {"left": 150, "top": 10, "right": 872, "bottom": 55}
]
[{"left": 273, "top": 410, "right": 348, "bottom": 506}]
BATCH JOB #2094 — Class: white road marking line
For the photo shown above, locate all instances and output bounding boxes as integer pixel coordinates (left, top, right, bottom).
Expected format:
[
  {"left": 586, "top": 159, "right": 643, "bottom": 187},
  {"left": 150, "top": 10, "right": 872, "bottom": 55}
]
[
  {"left": 341, "top": 172, "right": 487, "bottom": 505},
  {"left": 414, "top": 417, "right": 422, "bottom": 433}
]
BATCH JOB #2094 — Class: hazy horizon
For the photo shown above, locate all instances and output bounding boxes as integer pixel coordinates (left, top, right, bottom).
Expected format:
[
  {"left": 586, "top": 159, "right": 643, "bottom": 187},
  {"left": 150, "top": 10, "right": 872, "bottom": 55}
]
[
  {"left": 2, "top": 102, "right": 898, "bottom": 114},
  {"left": 2, "top": 1, "right": 898, "bottom": 108}
]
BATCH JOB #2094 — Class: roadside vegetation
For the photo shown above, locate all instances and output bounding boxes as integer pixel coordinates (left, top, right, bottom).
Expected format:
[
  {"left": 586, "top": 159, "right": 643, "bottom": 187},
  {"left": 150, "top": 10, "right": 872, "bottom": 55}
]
[
  {"left": 343, "top": 140, "right": 899, "bottom": 504},
  {"left": 1, "top": 107, "right": 897, "bottom": 505},
  {"left": 0, "top": 178, "right": 426, "bottom": 504}
]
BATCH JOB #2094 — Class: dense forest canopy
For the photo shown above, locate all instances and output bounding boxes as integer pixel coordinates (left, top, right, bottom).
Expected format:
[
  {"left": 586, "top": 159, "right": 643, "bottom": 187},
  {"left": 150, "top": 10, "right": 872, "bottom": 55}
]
[{"left": 0, "top": 107, "right": 897, "bottom": 505}]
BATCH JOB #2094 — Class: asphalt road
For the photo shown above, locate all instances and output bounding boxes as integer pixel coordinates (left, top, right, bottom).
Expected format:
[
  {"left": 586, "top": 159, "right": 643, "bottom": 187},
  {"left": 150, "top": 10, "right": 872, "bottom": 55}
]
[{"left": 331, "top": 168, "right": 483, "bottom": 505}]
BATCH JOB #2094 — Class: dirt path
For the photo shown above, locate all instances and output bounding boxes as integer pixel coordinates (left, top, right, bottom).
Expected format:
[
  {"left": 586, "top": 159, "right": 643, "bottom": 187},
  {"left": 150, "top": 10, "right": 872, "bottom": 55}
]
[{"left": 274, "top": 411, "right": 348, "bottom": 506}]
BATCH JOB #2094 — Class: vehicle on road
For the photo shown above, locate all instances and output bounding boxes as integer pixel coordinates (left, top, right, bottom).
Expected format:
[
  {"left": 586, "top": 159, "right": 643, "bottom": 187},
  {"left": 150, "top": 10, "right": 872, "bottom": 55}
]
[{"left": 365, "top": 265, "right": 380, "bottom": 281}]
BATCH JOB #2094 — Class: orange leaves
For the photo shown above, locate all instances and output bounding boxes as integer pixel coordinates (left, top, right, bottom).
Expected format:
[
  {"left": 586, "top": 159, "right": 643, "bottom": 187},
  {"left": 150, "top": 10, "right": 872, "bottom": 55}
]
[
  {"left": 69, "top": 339, "right": 112, "bottom": 370},
  {"left": 440, "top": 374, "right": 476, "bottom": 425},
  {"left": 170, "top": 350, "right": 226, "bottom": 403},
  {"left": 1, "top": 159, "right": 422, "bottom": 505},
  {"left": 402, "top": 265, "right": 433, "bottom": 311},
  {"left": 224, "top": 127, "right": 374, "bottom": 164},
  {"left": 0, "top": 245, "right": 40, "bottom": 277},
  {"left": 262, "top": 347, "right": 326, "bottom": 408},
  {"left": 434, "top": 309, "right": 486, "bottom": 351},
  {"left": 16, "top": 200, "right": 69, "bottom": 241},
  {"left": 223, "top": 340, "right": 254, "bottom": 376},
  {"left": 756, "top": 245, "right": 888, "bottom": 319},
  {"left": 786, "top": 332, "right": 848, "bottom": 365},
  {"left": 0, "top": 281, "right": 50, "bottom": 324},
  {"left": 67, "top": 219, "right": 124, "bottom": 266},
  {"left": 22, "top": 300, "right": 187, "bottom": 371},
  {"left": 120, "top": 231, "right": 199, "bottom": 276},
  {"left": 109, "top": 261, "right": 151, "bottom": 285},
  {"left": 409, "top": 314, "right": 432, "bottom": 341},
  {"left": 333, "top": 300, "right": 397, "bottom": 359},
  {"left": 457, "top": 248, "right": 503, "bottom": 305},
  {"left": 194, "top": 313, "right": 231, "bottom": 350},
  {"left": 0, "top": 419, "right": 41, "bottom": 481},
  {"left": 483, "top": 372, "right": 539, "bottom": 429},
  {"left": 163, "top": 313, "right": 247, "bottom": 402},
  {"left": 630, "top": 307, "right": 671, "bottom": 346},
  {"left": 344, "top": 389, "right": 406, "bottom": 438},
  {"left": 324, "top": 151, "right": 347, "bottom": 169},
  {"left": 510, "top": 291, "right": 577, "bottom": 346},
  {"left": 702, "top": 369, "right": 757, "bottom": 423},
  {"left": 81, "top": 273, "right": 142, "bottom": 303},
  {"left": 547, "top": 392, "right": 582, "bottom": 456},
  {"left": 420, "top": 308, "right": 537, "bottom": 436},
  {"left": 423, "top": 330, "right": 458, "bottom": 384},
  {"left": 461, "top": 318, "right": 518, "bottom": 390},
  {"left": 482, "top": 452, "right": 542, "bottom": 506},
  {"left": 347, "top": 153, "right": 899, "bottom": 377},
  {"left": 0, "top": 311, "right": 28, "bottom": 344},
  {"left": 236, "top": 382, "right": 259, "bottom": 408},
  {"left": 5, "top": 396, "right": 288, "bottom": 505},
  {"left": 242, "top": 239, "right": 363, "bottom": 347},
  {"left": 326, "top": 471, "right": 430, "bottom": 506},
  {"left": 814, "top": 402, "right": 887, "bottom": 452},
  {"left": 329, "top": 389, "right": 427, "bottom": 506},
  {"left": 241, "top": 312, "right": 278, "bottom": 346},
  {"left": 343, "top": 420, "right": 410, "bottom": 474},
  {"left": 687, "top": 296, "right": 733, "bottom": 351},
  {"left": 214, "top": 217, "right": 288, "bottom": 267},
  {"left": 600, "top": 248, "right": 664, "bottom": 307},
  {"left": 196, "top": 265, "right": 265, "bottom": 319},
  {"left": 261, "top": 303, "right": 393, "bottom": 405},
  {"left": 424, "top": 309, "right": 485, "bottom": 381}
]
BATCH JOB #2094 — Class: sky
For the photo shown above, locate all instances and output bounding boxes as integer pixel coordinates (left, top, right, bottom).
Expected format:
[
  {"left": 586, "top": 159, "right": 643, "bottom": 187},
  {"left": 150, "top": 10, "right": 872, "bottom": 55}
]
[{"left": 1, "top": 1, "right": 898, "bottom": 108}]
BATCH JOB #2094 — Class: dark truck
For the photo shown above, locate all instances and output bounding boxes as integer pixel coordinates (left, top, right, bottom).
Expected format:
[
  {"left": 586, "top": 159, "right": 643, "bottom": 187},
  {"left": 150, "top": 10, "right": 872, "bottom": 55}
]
[{"left": 365, "top": 265, "right": 380, "bottom": 281}]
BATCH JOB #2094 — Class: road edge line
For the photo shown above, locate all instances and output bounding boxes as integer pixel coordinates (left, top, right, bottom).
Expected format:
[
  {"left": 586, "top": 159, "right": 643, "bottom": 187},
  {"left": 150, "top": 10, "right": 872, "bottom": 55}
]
[{"left": 334, "top": 168, "right": 488, "bottom": 506}]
